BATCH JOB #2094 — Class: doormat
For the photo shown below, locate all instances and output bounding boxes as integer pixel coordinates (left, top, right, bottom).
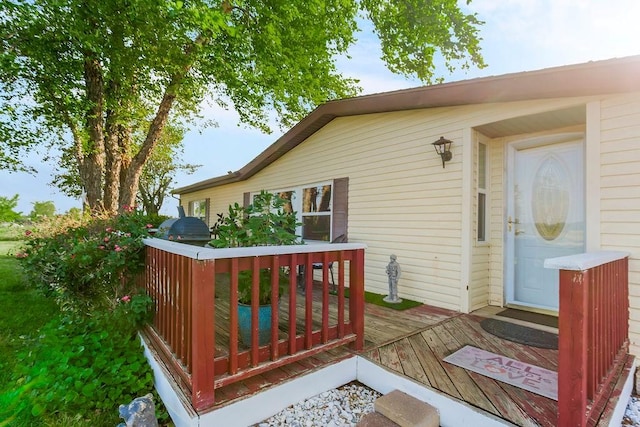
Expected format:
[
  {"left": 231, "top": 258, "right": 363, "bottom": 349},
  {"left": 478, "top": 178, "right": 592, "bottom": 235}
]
[
  {"left": 496, "top": 308, "right": 558, "bottom": 328},
  {"left": 480, "top": 318, "right": 558, "bottom": 350},
  {"left": 444, "top": 345, "right": 557, "bottom": 400}
]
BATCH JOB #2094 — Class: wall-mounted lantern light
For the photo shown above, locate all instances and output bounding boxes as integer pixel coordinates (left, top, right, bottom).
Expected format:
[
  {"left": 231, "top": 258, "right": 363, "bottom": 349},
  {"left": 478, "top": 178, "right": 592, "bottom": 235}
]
[{"left": 432, "top": 136, "right": 453, "bottom": 168}]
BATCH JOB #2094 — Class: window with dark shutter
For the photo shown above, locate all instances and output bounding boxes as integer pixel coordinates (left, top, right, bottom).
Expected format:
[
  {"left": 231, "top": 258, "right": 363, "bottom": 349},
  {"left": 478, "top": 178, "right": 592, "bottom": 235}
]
[
  {"left": 244, "top": 178, "right": 349, "bottom": 243},
  {"left": 332, "top": 177, "right": 348, "bottom": 242},
  {"left": 190, "top": 199, "right": 208, "bottom": 223}
]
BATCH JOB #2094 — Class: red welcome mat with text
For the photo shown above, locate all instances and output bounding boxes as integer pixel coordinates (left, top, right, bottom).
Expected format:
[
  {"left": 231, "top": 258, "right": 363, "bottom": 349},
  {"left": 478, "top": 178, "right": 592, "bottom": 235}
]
[{"left": 443, "top": 345, "right": 557, "bottom": 400}]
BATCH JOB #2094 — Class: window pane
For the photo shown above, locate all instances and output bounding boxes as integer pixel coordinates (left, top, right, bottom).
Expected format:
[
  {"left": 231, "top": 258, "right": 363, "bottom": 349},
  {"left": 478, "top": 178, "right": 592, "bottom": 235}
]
[
  {"left": 303, "top": 185, "right": 332, "bottom": 213},
  {"left": 192, "top": 200, "right": 206, "bottom": 220},
  {"left": 478, "top": 143, "right": 487, "bottom": 189},
  {"left": 477, "top": 193, "right": 486, "bottom": 241},
  {"left": 302, "top": 216, "right": 331, "bottom": 241},
  {"left": 277, "top": 191, "right": 295, "bottom": 214}
]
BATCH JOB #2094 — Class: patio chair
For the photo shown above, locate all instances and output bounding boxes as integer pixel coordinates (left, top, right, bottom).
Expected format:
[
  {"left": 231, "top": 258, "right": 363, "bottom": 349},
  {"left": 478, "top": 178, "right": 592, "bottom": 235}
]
[{"left": 297, "top": 234, "right": 347, "bottom": 294}]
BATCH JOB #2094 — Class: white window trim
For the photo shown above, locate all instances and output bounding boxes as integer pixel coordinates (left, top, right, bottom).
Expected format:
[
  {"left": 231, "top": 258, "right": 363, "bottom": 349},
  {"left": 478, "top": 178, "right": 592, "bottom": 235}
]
[{"left": 477, "top": 142, "right": 489, "bottom": 244}]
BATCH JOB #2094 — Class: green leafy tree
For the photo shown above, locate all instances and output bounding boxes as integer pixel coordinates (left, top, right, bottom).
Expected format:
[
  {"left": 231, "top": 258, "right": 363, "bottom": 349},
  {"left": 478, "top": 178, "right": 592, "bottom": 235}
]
[
  {"left": 0, "top": 194, "right": 22, "bottom": 222},
  {"left": 137, "top": 125, "right": 200, "bottom": 216},
  {"left": 0, "top": 0, "right": 485, "bottom": 214},
  {"left": 29, "top": 201, "right": 56, "bottom": 221}
]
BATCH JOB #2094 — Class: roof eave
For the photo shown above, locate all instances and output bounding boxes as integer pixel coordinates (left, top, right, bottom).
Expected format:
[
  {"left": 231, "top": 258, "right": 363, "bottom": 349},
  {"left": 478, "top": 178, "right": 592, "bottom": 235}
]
[{"left": 173, "top": 55, "right": 640, "bottom": 195}]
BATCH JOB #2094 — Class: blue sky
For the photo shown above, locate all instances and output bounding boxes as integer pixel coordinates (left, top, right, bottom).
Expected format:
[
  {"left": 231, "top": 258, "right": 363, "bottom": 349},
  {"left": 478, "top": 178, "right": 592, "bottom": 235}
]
[{"left": 2, "top": 0, "right": 640, "bottom": 216}]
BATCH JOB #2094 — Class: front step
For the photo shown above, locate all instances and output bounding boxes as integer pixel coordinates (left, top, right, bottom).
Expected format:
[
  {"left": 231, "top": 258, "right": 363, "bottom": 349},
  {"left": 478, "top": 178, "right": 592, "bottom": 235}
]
[
  {"left": 358, "top": 390, "right": 440, "bottom": 427},
  {"left": 358, "top": 411, "right": 400, "bottom": 426}
]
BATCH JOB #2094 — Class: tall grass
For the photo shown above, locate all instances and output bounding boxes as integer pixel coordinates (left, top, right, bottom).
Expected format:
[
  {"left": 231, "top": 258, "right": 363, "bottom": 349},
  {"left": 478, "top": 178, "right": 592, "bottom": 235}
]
[
  {"left": 0, "top": 241, "right": 59, "bottom": 393},
  {"left": 1, "top": 237, "right": 170, "bottom": 426}
]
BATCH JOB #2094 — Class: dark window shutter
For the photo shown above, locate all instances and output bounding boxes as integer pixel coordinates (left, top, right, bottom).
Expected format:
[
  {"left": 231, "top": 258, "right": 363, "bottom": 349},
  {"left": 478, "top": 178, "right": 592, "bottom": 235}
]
[
  {"left": 332, "top": 177, "right": 349, "bottom": 242},
  {"left": 204, "top": 198, "right": 211, "bottom": 225},
  {"left": 243, "top": 192, "right": 251, "bottom": 208}
]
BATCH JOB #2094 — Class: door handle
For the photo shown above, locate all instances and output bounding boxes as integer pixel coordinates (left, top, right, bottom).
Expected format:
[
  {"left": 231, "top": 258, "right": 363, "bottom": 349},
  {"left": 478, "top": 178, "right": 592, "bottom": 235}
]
[{"left": 515, "top": 229, "right": 525, "bottom": 236}]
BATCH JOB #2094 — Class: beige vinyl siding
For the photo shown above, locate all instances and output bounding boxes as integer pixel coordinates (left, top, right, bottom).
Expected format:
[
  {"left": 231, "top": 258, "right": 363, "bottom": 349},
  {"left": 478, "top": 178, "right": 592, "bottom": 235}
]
[
  {"left": 196, "top": 108, "right": 466, "bottom": 310},
  {"left": 286, "top": 109, "right": 463, "bottom": 309},
  {"left": 181, "top": 95, "right": 613, "bottom": 312},
  {"left": 599, "top": 92, "right": 640, "bottom": 355},
  {"left": 488, "top": 138, "right": 505, "bottom": 306}
]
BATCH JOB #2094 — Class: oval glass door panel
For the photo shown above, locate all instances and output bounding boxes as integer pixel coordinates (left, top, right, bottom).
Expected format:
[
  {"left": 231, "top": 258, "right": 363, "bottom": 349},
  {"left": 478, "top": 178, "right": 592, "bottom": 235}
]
[
  {"left": 507, "top": 139, "right": 585, "bottom": 311},
  {"left": 531, "top": 155, "right": 570, "bottom": 241}
]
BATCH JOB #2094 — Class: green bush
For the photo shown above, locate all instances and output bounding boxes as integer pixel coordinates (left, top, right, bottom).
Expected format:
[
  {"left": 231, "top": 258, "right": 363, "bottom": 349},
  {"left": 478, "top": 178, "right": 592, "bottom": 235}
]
[
  {"left": 211, "top": 191, "right": 301, "bottom": 305},
  {"left": 2, "top": 294, "right": 166, "bottom": 426},
  {"left": 1, "top": 210, "right": 169, "bottom": 426},
  {"left": 211, "top": 190, "right": 301, "bottom": 248},
  {"left": 17, "top": 208, "right": 160, "bottom": 313}
]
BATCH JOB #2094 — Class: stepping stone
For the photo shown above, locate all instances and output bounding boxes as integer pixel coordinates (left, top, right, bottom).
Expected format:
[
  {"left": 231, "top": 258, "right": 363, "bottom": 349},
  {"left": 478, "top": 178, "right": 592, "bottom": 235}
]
[{"left": 374, "top": 390, "right": 439, "bottom": 427}]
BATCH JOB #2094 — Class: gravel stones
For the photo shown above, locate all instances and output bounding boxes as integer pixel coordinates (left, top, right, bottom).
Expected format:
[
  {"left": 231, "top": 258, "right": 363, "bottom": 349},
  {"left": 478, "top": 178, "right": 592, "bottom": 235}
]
[
  {"left": 255, "top": 383, "right": 381, "bottom": 427},
  {"left": 624, "top": 395, "right": 640, "bottom": 425},
  {"left": 256, "top": 383, "right": 640, "bottom": 426}
]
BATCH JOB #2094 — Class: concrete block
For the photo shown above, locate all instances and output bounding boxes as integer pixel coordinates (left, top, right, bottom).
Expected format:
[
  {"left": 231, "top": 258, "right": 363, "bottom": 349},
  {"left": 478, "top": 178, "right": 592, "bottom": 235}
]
[
  {"left": 357, "top": 411, "right": 400, "bottom": 426},
  {"left": 374, "top": 390, "right": 439, "bottom": 427}
]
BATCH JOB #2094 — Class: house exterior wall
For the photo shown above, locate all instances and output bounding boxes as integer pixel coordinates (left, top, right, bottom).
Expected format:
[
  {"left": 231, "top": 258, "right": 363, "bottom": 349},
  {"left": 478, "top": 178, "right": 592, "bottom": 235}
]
[
  {"left": 479, "top": 92, "right": 640, "bottom": 355},
  {"left": 188, "top": 107, "right": 467, "bottom": 309},
  {"left": 599, "top": 93, "right": 640, "bottom": 355},
  {"left": 180, "top": 93, "right": 640, "bottom": 343},
  {"left": 488, "top": 138, "right": 505, "bottom": 307}
]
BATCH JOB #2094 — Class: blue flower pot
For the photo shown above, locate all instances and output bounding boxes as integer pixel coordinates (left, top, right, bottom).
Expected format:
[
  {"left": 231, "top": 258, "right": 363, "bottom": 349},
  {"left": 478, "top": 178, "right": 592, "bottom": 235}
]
[{"left": 237, "top": 303, "right": 273, "bottom": 346}]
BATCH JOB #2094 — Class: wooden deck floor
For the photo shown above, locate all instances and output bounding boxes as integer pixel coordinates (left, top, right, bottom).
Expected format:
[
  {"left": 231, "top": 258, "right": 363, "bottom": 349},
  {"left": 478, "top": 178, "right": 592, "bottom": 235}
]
[
  {"left": 205, "top": 285, "right": 627, "bottom": 426},
  {"left": 211, "top": 279, "right": 456, "bottom": 355},
  {"left": 363, "top": 312, "right": 559, "bottom": 427},
  {"left": 209, "top": 282, "right": 457, "bottom": 408}
]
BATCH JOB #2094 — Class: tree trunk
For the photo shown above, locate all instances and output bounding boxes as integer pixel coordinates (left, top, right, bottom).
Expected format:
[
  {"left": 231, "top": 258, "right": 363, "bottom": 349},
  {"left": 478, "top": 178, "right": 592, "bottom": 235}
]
[
  {"left": 119, "top": 164, "right": 144, "bottom": 212},
  {"left": 81, "top": 56, "right": 106, "bottom": 211},
  {"left": 119, "top": 86, "right": 178, "bottom": 211},
  {"left": 103, "top": 117, "right": 122, "bottom": 214},
  {"left": 108, "top": 35, "right": 204, "bottom": 213}
]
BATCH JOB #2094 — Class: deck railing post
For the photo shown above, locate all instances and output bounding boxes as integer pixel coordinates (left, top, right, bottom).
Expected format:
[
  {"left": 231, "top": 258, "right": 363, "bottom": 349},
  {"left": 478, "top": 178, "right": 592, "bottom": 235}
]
[
  {"left": 558, "top": 269, "right": 589, "bottom": 427},
  {"left": 546, "top": 251, "right": 630, "bottom": 427},
  {"left": 190, "top": 258, "right": 216, "bottom": 411},
  {"left": 349, "top": 248, "right": 365, "bottom": 350}
]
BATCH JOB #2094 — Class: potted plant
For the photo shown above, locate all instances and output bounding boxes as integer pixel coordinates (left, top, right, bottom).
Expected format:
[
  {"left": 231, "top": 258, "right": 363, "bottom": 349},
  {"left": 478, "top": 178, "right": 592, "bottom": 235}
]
[{"left": 210, "top": 190, "right": 302, "bottom": 345}]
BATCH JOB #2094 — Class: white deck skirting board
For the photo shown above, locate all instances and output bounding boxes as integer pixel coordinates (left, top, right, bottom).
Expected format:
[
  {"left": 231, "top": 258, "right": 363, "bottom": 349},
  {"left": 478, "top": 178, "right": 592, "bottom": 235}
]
[
  {"left": 141, "top": 336, "right": 198, "bottom": 427},
  {"left": 608, "top": 357, "right": 637, "bottom": 427},
  {"left": 199, "top": 357, "right": 357, "bottom": 427},
  {"left": 355, "top": 357, "right": 515, "bottom": 427},
  {"left": 142, "top": 334, "right": 635, "bottom": 427},
  {"left": 142, "top": 334, "right": 522, "bottom": 427}
]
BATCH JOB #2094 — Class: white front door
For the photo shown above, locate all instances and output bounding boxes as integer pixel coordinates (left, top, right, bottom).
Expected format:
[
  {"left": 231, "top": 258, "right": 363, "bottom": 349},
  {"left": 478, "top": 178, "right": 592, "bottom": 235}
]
[{"left": 505, "top": 137, "right": 585, "bottom": 311}]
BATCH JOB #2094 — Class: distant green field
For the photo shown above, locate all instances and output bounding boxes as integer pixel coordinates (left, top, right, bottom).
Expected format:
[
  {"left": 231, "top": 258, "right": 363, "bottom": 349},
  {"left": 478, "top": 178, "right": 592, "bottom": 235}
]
[
  {"left": 0, "top": 240, "right": 23, "bottom": 256},
  {"left": 0, "top": 223, "right": 26, "bottom": 241}
]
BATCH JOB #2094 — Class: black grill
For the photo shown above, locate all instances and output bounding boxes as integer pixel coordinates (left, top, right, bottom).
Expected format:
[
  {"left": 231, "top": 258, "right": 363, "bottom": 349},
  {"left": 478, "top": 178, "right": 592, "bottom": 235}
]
[{"left": 156, "top": 207, "right": 210, "bottom": 246}]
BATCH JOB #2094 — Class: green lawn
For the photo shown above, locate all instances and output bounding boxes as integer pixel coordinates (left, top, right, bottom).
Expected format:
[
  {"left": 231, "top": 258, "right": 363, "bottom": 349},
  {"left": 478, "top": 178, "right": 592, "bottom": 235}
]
[{"left": 0, "top": 240, "right": 59, "bottom": 388}]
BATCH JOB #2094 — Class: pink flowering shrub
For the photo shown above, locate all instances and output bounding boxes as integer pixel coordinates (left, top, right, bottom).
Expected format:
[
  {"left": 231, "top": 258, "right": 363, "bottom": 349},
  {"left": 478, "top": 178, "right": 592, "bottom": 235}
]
[{"left": 19, "top": 209, "right": 166, "bottom": 313}]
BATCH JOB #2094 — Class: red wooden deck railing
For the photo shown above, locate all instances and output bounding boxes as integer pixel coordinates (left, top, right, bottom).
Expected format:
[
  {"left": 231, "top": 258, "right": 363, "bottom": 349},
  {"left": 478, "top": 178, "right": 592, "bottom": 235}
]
[
  {"left": 545, "top": 251, "right": 630, "bottom": 427},
  {"left": 141, "top": 238, "right": 366, "bottom": 412}
]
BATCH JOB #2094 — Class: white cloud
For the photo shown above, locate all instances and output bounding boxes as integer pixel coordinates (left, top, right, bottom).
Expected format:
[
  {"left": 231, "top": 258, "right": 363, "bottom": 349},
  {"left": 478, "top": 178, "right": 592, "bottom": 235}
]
[{"left": 468, "top": 0, "right": 640, "bottom": 70}]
